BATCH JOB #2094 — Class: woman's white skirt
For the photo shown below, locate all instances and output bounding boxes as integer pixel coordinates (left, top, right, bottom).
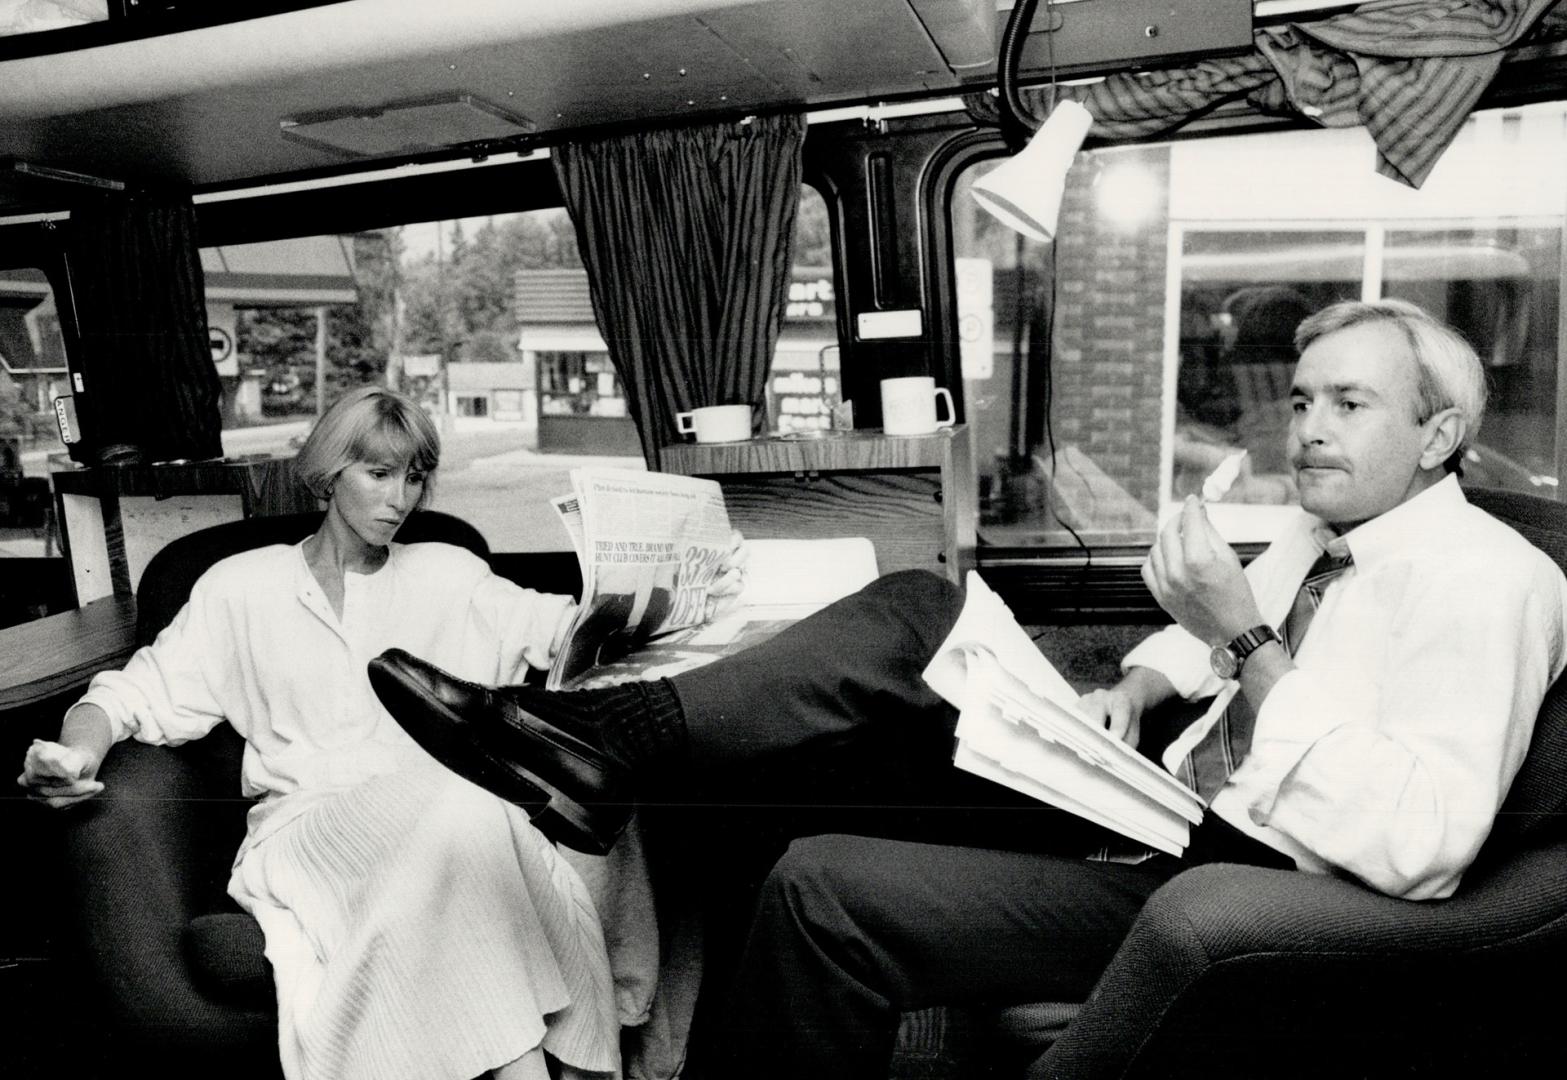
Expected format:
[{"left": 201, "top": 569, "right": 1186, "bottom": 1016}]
[{"left": 230, "top": 764, "right": 621, "bottom": 1080}]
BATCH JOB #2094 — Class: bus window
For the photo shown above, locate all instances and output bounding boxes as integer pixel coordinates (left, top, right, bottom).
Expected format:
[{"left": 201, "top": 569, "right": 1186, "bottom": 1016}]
[
  {"left": 0, "top": 266, "right": 66, "bottom": 570},
  {"left": 954, "top": 101, "right": 1567, "bottom": 553},
  {"left": 767, "top": 186, "right": 840, "bottom": 434},
  {"left": 207, "top": 184, "right": 837, "bottom": 552}
]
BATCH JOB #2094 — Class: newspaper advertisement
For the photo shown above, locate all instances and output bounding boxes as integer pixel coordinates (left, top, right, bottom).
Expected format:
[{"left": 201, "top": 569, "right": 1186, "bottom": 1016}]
[{"left": 547, "top": 468, "right": 733, "bottom": 689}]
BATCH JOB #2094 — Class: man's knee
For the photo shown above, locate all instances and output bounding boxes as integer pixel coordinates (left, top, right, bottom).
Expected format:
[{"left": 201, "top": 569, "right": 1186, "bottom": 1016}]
[
  {"left": 759, "top": 834, "right": 875, "bottom": 931},
  {"left": 857, "top": 569, "right": 964, "bottom": 636},
  {"left": 864, "top": 568, "right": 961, "bottom": 607}
]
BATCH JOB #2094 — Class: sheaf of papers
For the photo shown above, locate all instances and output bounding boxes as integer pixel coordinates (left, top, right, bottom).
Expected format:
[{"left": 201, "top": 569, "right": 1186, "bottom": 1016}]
[{"left": 923, "top": 572, "right": 1203, "bottom": 855}]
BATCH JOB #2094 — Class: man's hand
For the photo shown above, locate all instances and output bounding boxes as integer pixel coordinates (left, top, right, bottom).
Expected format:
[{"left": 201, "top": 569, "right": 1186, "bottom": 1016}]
[
  {"left": 1075, "top": 666, "right": 1177, "bottom": 750},
  {"left": 17, "top": 739, "right": 105, "bottom": 809},
  {"left": 1143, "top": 496, "right": 1264, "bottom": 646},
  {"left": 705, "top": 530, "right": 750, "bottom": 622},
  {"left": 1076, "top": 687, "right": 1144, "bottom": 748}
]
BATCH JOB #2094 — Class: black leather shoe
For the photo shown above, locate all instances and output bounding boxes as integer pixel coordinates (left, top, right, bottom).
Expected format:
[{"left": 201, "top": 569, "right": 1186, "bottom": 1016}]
[{"left": 368, "top": 649, "right": 632, "bottom": 855}]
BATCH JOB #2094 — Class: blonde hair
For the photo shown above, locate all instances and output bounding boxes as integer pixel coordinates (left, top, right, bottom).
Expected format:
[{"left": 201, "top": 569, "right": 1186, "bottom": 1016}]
[
  {"left": 293, "top": 387, "right": 440, "bottom": 507},
  {"left": 1294, "top": 299, "right": 1486, "bottom": 473}
]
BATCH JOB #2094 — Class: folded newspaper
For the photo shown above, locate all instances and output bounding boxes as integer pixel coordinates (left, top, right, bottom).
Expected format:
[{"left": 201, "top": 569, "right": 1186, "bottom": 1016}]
[
  {"left": 922, "top": 572, "right": 1204, "bottom": 855},
  {"left": 549, "top": 467, "right": 879, "bottom": 689}
]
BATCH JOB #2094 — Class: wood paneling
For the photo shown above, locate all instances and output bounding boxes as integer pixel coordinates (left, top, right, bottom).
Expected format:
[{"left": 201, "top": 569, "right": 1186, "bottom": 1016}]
[{"left": 662, "top": 427, "right": 975, "bottom": 582}]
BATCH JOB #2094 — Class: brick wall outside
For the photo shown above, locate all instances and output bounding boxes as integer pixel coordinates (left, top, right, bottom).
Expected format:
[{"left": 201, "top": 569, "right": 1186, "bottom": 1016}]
[{"left": 1050, "top": 147, "right": 1172, "bottom": 513}]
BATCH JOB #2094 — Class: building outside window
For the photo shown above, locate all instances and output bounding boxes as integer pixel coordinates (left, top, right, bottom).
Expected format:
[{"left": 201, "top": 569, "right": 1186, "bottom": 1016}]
[
  {"left": 0, "top": 266, "right": 65, "bottom": 579},
  {"left": 953, "top": 102, "right": 1566, "bottom": 552}
]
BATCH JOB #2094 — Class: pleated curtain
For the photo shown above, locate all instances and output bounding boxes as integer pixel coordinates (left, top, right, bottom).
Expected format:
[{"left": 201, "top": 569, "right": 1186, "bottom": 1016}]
[
  {"left": 63, "top": 195, "right": 223, "bottom": 464},
  {"left": 553, "top": 114, "right": 805, "bottom": 465}
]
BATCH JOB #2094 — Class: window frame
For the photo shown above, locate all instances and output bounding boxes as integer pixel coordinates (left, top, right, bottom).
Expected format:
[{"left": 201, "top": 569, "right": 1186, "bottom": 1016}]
[{"left": 931, "top": 105, "right": 1567, "bottom": 588}]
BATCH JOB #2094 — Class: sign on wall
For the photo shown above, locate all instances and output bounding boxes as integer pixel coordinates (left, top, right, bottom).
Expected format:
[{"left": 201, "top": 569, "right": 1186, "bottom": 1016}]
[{"left": 207, "top": 303, "right": 239, "bottom": 377}]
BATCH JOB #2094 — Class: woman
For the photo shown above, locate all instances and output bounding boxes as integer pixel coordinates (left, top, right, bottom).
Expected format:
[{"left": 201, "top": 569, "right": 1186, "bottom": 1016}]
[{"left": 19, "top": 387, "right": 734, "bottom": 1080}]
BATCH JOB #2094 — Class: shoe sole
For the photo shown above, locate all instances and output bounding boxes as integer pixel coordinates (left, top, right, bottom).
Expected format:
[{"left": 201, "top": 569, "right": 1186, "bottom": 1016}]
[{"left": 371, "top": 661, "right": 626, "bottom": 856}]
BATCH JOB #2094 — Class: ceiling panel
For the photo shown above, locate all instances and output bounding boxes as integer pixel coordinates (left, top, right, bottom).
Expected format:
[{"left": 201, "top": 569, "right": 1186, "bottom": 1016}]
[{"left": 0, "top": 0, "right": 990, "bottom": 213}]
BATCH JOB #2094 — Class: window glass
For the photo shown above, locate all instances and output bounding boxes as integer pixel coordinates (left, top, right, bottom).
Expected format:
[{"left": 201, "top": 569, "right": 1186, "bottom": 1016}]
[
  {"left": 953, "top": 103, "right": 1567, "bottom": 552},
  {"left": 767, "top": 186, "right": 840, "bottom": 433},
  {"left": 209, "top": 184, "right": 835, "bottom": 551},
  {"left": 0, "top": 267, "right": 67, "bottom": 567}
]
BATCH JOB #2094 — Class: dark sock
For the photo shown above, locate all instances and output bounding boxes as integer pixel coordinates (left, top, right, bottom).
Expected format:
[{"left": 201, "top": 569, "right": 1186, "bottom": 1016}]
[{"left": 507, "top": 678, "right": 687, "bottom": 771}]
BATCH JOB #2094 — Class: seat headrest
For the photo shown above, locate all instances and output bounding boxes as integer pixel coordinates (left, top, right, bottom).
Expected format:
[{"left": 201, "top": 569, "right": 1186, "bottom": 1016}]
[{"left": 1466, "top": 486, "right": 1567, "bottom": 856}]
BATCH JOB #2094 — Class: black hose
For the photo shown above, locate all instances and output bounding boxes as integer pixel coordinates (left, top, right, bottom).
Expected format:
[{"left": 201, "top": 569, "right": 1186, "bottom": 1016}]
[{"left": 998, "top": 0, "right": 1042, "bottom": 147}]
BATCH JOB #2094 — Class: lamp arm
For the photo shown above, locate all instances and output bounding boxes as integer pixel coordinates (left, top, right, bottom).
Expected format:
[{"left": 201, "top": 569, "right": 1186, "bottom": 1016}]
[{"left": 998, "top": 0, "right": 1042, "bottom": 148}]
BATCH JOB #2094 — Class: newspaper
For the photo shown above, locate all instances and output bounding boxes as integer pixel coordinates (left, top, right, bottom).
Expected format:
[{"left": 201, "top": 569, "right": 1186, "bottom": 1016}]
[
  {"left": 924, "top": 572, "right": 1205, "bottom": 855},
  {"left": 547, "top": 468, "right": 735, "bottom": 689},
  {"left": 566, "top": 536, "right": 880, "bottom": 690}
]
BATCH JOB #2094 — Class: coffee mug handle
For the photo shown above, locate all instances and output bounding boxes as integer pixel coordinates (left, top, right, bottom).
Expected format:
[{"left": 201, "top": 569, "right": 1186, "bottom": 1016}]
[
  {"left": 676, "top": 411, "right": 696, "bottom": 434},
  {"left": 933, "top": 388, "right": 955, "bottom": 429}
]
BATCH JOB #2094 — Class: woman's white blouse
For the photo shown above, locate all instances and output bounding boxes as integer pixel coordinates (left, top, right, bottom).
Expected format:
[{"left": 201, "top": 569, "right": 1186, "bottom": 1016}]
[{"left": 75, "top": 540, "right": 575, "bottom": 853}]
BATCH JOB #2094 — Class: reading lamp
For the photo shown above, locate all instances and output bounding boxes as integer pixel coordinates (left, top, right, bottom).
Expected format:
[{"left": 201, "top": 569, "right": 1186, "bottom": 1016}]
[{"left": 970, "top": 0, "right": 1093, "bottom": 243}]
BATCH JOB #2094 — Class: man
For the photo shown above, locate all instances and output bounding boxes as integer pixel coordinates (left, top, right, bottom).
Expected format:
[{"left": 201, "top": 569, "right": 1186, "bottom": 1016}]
[{"left": 369, "top": 299, "right": 1567, "bottom": 1079}]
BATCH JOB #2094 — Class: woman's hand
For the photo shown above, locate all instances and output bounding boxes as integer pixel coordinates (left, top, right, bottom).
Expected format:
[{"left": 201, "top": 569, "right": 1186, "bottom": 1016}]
[
  {"left": 17, "top": 738, "right": 105, "bottom": 809},
  {"left": 704, "top": 530, "right": 751, "bottom": 622}
]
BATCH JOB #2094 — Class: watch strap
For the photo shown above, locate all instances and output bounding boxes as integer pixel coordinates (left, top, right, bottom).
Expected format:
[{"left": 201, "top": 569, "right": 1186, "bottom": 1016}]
[{"left": 1228, "top": 624, "right": 1282, "bottom": 665}]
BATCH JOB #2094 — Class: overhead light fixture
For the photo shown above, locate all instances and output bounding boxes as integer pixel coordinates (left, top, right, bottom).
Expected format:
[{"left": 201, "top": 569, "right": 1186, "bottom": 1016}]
[
  {"left": 970, "top": 99, "right": 1092, "bottom": 242},
  {"left": 970, "top": 0, "right": 1093, "bottom": 243},
  {"left": 280, "top": 92, "right": 535, "bottom": 159}
]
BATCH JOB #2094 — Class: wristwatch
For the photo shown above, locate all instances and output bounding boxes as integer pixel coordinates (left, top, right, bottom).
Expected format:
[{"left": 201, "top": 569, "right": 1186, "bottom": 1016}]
[{"left": 1210, "top": 625, "right": 1282, "bottom": 680}]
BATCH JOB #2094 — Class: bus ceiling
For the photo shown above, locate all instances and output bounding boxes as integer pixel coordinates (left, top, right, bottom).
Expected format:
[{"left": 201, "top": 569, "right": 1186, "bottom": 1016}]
[{"left": 0, "top": 0, "right": 1279, "bottom": 217}]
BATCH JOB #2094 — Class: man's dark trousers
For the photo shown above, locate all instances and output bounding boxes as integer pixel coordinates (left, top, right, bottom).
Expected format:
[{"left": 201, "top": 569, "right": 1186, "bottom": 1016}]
[{"left": 638, "top": 569, "right": 1105, "bottom": 1075}]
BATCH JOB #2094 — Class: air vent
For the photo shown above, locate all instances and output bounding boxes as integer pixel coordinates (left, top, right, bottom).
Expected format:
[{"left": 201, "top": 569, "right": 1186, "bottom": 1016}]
[{"left": 279, "top": 93, "right": 535, "bottom": 159}]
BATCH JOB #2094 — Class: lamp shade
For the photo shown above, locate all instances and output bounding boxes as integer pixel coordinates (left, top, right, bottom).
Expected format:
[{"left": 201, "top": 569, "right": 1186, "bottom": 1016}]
[{"left": 971, "top": 99, "right": 1094, "bottom": 243}]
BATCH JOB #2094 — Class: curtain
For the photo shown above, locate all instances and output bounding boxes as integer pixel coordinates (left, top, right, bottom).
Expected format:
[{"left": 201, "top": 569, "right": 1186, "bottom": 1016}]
[
  {"left": 971, "top": 0, "right": 1563, "bottom": 188},
  {"left": 554, "top": 114, "right": 805, "bottom": 465},
  {"left": 63, "top": 195, "right": 223, "bottom": 464}
]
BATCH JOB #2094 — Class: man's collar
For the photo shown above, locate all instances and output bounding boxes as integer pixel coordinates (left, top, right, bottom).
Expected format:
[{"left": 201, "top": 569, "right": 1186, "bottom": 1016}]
[{"left": 1312, "top": 474, "right": 1465, "bottom": 567}]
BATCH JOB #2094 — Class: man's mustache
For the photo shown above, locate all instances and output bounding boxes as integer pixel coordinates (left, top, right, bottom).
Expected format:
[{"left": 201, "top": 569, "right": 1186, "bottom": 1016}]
[{"left": 1291, "top": 454, "right": 1350, "bottom": 470}]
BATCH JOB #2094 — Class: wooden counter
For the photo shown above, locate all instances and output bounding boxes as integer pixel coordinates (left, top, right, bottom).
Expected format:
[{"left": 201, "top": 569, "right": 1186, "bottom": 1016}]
[{"left": 0, "top": 596, "right": 137, "bottom": 713}]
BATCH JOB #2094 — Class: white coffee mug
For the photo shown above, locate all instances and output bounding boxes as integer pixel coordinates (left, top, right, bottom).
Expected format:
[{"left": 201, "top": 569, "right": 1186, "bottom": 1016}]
[
  {"left": 880, "top": 376, "right": 955, "bottom": 436},
  {"left": 676, "top": 404, "right": 753, "bottom": 443}
]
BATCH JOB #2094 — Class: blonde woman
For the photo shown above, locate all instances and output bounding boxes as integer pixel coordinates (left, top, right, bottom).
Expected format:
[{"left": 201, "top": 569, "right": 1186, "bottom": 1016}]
[{"left": 18, "top": 387, "right": 690, "bottom": 1080}]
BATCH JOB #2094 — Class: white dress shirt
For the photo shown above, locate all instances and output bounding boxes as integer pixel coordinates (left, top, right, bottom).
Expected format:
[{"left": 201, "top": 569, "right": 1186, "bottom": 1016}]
[{"left": 1122, "top": 476, "right": 1567, "bottom": 899}]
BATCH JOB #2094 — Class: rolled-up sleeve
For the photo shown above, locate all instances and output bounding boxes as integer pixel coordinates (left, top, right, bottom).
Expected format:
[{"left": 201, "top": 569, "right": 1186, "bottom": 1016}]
[
  {"left": 1121, "top": 532, "right": 1309, "bottom": 702},
  {"left": 468, "top": 571, "right": 577, "bottom": 682},
  {"left": 1241, "top": 565, "right": 1562, "bottom": 900},
  {"left": 74, "top": 580, "right": 230, "bottom": 746}
]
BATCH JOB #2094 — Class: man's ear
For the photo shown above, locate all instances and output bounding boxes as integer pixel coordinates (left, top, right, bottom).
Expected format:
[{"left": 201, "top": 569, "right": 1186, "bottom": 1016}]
[{"left": 1419, "top": 407, "right": 1466, "bottom": 471}]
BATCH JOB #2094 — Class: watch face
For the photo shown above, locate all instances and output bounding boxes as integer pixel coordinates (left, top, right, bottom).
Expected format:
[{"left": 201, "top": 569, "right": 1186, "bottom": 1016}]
[{"left": 1210, "top": 644, "right": 1240, "bottom": 680}]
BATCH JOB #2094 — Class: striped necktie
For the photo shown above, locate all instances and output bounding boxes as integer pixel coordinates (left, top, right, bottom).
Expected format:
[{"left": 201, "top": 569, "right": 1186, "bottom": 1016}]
[{"left": 1180, "top": 541, "right": 1354, "bottom": 803}]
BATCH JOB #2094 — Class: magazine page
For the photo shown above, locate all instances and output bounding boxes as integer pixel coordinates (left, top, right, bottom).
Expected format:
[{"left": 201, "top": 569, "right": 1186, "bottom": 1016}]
[
  {"left": 548, "top": 468, "right": 732, "bottom": 689},
  {"left": 564, "top": 537, "right": 880, "bottom": 690},
  {"left": 923, "top": 571, "right": 1203, "bottom": 851}
]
